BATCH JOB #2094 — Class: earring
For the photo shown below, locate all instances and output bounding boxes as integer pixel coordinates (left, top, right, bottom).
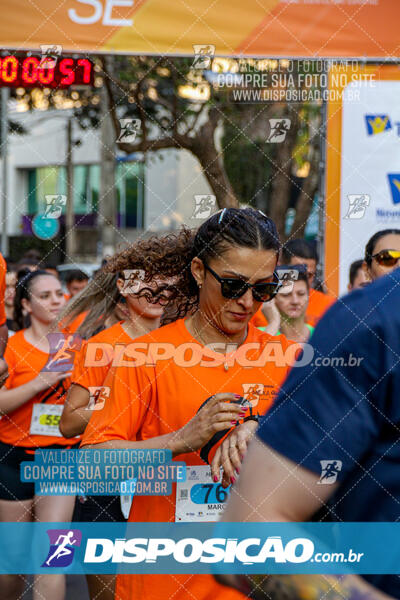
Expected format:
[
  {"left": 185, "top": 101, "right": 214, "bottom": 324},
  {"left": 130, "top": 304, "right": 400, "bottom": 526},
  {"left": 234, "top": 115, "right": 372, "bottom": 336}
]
[{"left": 198, "top": 282, "right": 202, "bottom": 289}]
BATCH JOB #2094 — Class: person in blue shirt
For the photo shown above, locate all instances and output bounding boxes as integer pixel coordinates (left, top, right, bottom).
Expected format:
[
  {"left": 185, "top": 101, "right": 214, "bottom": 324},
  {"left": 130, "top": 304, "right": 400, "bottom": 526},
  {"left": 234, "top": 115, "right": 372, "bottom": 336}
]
[{"left": 218, "top": 268, "right": 400, "bottom": 600}]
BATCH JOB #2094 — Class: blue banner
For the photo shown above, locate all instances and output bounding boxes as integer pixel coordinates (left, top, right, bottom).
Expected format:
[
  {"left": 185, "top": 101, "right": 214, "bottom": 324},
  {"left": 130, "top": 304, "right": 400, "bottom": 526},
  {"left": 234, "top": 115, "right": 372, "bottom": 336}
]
[
  {"left": 20, "top": 449, "right": 186, "bottom": 496},
  {"left": 0, "top": 522, "right": 399, "bottom": 575}
]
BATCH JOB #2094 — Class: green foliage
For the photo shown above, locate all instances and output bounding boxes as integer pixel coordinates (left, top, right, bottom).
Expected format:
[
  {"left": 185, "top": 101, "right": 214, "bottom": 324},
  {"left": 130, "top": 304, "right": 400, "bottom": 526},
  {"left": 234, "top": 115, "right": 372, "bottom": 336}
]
[{"left": 222, "top": 124, "right": 273, "bottom": 209}]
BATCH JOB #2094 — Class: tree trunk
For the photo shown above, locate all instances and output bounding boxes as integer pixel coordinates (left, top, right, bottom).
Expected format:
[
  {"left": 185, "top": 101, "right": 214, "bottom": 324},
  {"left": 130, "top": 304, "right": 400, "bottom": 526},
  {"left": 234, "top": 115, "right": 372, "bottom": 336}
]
[
  {"left": 190, "top": 111, "right": 238, "bottom": 208},
  {"left": 98, "top": 85, "right": 117, "bottom": 258},
  {"left": 290, "top": 112, "right": 321, "bottom": 240},
  {"left": 268, "top": 106, "right": 300, "bottom": 240}
]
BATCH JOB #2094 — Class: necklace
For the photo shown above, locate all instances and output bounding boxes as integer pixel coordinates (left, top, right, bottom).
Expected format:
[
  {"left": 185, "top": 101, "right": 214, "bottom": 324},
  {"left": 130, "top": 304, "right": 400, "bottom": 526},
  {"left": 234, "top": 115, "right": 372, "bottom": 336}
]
[{"left": 191, "top": 314, "right": 247, "bottom": 371}]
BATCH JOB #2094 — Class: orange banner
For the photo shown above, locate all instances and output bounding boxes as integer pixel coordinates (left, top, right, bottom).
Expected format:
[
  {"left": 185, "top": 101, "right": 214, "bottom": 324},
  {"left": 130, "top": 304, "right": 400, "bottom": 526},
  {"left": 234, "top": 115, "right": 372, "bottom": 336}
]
[{"left": 1, "top": 0, "right": 399, "bottom": 57}]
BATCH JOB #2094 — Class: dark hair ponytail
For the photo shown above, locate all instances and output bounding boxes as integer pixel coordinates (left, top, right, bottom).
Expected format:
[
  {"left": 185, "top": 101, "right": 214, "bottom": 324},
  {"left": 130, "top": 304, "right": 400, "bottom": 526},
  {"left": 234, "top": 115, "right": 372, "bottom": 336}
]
[
  {"left": 365, "top": 229, "right": 400, "bottom": 266},
  {"left": 14, "top": 269, "right": 56, "bottom": 331}
]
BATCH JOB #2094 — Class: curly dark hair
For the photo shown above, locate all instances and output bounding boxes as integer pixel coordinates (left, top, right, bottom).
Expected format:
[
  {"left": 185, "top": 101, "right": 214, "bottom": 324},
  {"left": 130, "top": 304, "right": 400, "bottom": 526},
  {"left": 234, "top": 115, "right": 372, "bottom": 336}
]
[
  {"left": 58, "top": 208, "right": 281, "bottom": 331},
  {"left": 103, "top": 207, "right": 281, "bottom": 324}
]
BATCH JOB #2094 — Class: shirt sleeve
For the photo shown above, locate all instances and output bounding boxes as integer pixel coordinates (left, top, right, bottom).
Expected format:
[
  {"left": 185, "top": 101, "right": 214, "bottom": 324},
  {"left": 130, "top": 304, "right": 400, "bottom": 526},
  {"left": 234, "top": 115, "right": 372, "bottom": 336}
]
[
  {"left": 0, "top": 255, "right": 6, "bottom": 327},
  {"left": 3, "top": 344, "right": 15, "bottom": 389},
  {"left": 80, "top": 363, "right": 156, "bottom": 446},
  {"left": 257, "top": 292, "right": 391, "bottom": 482},
  {"left": 70, "top": 340, "right": 109, "bottom": 391}
]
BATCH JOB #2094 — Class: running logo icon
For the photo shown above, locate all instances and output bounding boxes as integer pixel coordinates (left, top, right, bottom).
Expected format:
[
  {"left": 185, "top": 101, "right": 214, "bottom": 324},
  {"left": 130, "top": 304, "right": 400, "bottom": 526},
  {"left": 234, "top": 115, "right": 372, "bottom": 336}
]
[
  {"left": 192, "top": 45, "right": 215, "bottom": 70},
  {"left": 343, "top": 194, "right": 370, "bottom": 219},
  {"left": 365, "top": 115, "right": 392, "bottom": 136},
  {"left": 318, "top": 460, "right": 342, "bottom": 484},
  {"left": 192, "top": 195, "right": 216, "bottom": 219},
  {"left": 242, "top": 383, "right": 265, "bottom": 408},
  {"left": 44, "top": 195, "right": 66, "bottom": 219},
  {"left": 117, "top": 119, "right": 141, "bottom": 143},
  {"left": 87, "top": 386, "right": 110, "bottom": 411},
  {"left": 276, "top": 268, "right": 299, "bottom": 293},
  {"left": 267, "top": 119, "right": 291, "bottom": 143},
  {"left": 39, "top": 45, "right": 62, "bottom": 69},
  {"left": 42, "top": 529, "right": 82, "bottom": 568},
  {"left": 43, "top": 333, "right": 82, "bottom": 372},
  {"left": 387, "top": 174, "right": 400, "bottom": 205},
  {"left": 122, "top": 269, "right": 146, "bottom": 294}
]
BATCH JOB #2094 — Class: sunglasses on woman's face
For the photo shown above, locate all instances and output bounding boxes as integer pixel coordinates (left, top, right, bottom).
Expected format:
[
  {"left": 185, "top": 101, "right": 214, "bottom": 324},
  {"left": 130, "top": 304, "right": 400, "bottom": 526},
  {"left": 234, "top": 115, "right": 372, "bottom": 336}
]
[
  {"left": 372, "top": 249, "right": 400, "bottom": 267},
  {"left": 203, "top": 261, "right": 281, "bottom": 302}
]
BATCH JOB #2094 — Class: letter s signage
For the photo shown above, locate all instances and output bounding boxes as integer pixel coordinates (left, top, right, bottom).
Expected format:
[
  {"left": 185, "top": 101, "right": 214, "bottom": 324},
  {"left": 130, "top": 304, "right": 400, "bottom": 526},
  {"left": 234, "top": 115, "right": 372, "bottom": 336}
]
[{"left": 68, "top": 0, "right": 134, "bottom": 27}]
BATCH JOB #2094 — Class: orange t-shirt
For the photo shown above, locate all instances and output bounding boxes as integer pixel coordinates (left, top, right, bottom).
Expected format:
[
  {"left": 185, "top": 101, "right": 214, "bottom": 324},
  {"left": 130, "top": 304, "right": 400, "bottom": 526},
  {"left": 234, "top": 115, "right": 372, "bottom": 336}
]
[
  {"left": 0, "top": 330, "right": 79, "bottom": 447},
  {"left": 249, "top": 306, "right": 268, "bottom": 328},
  {"left": 306, "top": 289, "right": 336, "bottom": 327},
  {"left": 82, "top": 318, "right": 293, "bottom": 600},
  {"left": 0, "top": 253, "right": 7, "bottom": 327},
  {"left": 71, "top": 321, "right": 132, "bottom": 392}
]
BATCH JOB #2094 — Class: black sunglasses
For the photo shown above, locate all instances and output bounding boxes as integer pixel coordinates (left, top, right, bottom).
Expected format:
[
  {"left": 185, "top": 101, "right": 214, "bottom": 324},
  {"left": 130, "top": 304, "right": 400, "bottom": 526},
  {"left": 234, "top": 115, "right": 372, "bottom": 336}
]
[{"left": 203, "top": 261, "right": 281, "bottom": 302}]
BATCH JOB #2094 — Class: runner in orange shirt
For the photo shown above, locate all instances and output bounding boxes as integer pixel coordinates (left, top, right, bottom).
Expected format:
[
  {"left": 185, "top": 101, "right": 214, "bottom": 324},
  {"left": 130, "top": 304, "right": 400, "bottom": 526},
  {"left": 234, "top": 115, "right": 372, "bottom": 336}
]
[
  {"left": 59, "top": 265, "right": 172, "bottom": 600},
  {"left": 0, "top": 252, "right": 9, "bottom": 358},
  {"left": 81, "top": 208, "right": 296, "bottom": 600},
  {"left": 281, "top": 239, "right": 335, "bottom": 327},
  {"left": 0, "top": 270, "right": 79, "bottom": 600}
]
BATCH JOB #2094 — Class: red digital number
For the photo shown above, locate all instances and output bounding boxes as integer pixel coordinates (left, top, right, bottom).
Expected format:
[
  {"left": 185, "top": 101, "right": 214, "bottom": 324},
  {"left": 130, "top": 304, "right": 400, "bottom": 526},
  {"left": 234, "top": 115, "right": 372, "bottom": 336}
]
[
  {"left": 59, "top": 58, "right": 75, "bottom": 85},
  {"left": 38, "top": 64, "right": 55, "bottom": 85},
  {"left": 22, "top": 57, "right": 39, "bottom": 84},
  {"left": 77, "top": 58, "right": 92, "bottom": 84},
  {"left": 1, "top": 56, "right": 18, "bottom": 83}
]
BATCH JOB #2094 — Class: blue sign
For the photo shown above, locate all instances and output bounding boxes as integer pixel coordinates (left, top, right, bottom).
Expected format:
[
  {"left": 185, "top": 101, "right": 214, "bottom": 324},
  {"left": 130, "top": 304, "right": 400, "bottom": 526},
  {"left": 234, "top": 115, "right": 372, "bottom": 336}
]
[
  {"left": 1, "top": 522, "right": 400, "bottom": 575},
  {"left": 32, "top": 214, "right": 60, "bottom": 240},
  {"left": 387, "top": 174, "right": 400, "bottom": 205}
]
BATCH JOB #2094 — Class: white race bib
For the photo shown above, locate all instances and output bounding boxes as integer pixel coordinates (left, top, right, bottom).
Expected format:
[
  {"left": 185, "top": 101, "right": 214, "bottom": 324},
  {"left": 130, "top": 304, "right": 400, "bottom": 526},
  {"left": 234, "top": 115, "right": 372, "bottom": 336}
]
[
  {"left": 175, "top": 465, "right": 231, "bottom": 522},
  {"left": 30, "top": 404, "right": 63, "bottom": 437}
]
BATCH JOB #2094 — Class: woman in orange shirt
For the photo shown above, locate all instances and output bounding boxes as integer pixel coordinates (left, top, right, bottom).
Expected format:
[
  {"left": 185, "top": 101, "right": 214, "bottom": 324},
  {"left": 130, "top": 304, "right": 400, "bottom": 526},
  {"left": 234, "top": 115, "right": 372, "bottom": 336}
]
[
  {"left": 82, "top": 208, "right": 295, "bottom": 600},
  {"left": 0, "top": 270, "right": 78, "bottom": 600},
  {"left": 59, "top": 267, "right": 170, "bottom": 600}
]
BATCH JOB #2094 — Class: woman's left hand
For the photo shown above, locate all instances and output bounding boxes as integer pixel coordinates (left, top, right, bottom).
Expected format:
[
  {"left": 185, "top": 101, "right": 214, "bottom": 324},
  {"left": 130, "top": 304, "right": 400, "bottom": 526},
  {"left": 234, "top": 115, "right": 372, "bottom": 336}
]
[{"left": 210, "top": 419, "right": 259, "bottom": 487}]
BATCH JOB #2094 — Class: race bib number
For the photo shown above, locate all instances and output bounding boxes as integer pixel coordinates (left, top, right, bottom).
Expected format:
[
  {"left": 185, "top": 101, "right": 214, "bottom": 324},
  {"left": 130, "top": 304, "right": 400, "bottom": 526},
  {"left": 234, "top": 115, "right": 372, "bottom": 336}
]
[
  {"left": 30, "top": 404, "right": 63, "bottom": 437},
  {"left": 175, "top": 465, "right": 231, "bottom": 522}
]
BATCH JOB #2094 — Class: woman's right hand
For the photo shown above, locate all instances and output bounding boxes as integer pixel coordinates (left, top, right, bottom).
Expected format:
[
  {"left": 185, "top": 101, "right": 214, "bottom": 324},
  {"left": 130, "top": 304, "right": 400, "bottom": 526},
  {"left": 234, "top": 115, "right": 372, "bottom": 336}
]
[
  {"left": 32, "top": 371, "right": 72, "bottom": 393},
  {"left": 176, "top": 393, "right": 246, "bottom": 455}
]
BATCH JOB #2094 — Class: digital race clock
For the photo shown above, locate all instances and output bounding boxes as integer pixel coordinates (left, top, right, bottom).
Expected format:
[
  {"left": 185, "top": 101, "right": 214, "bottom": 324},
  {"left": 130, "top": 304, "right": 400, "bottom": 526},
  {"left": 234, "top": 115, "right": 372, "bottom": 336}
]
[{"left": 0, "top": 54, "right": 94, "bottom": 88}]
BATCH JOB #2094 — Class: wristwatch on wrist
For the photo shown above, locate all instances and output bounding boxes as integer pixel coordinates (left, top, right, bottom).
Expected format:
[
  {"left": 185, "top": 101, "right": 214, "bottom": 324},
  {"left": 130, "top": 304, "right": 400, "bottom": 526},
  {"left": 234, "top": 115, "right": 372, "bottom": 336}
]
[{"left": 243, "top": 414, "right": 259, "bottom": 424}]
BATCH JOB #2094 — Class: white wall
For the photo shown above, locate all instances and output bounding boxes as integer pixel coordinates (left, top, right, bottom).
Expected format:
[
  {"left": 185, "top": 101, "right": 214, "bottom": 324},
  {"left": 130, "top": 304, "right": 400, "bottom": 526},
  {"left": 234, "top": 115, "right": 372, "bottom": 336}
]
[{"left": 5, "top": 108, "right": 211, "bottom": 237}]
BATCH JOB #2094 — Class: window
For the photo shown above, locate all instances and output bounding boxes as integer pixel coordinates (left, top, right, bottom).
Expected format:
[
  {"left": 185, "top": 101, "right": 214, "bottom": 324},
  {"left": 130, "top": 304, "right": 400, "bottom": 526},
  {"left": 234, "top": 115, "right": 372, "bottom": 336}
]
[
  {"left": 25, "top": 162, "right": 144, "bottom": 228},
  {"left": 27, "top": 166, "right": 67, "bottom": 215},
  {"left": 116, "top": 161, "right": 145, "bottom": 228},
  {"left": 73, "top": 165, "right": 99, "bottom": 215}
]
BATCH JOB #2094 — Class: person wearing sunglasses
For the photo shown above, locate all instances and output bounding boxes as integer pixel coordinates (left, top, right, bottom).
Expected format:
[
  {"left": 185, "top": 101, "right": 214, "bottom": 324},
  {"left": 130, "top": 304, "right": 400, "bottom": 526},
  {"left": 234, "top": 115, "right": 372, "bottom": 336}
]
[
  {"left": 363, "top": 229, "right": 400, "bottom": 281},
  {"left": 81, "top": 208, "right": 294, "bottom": 600}
]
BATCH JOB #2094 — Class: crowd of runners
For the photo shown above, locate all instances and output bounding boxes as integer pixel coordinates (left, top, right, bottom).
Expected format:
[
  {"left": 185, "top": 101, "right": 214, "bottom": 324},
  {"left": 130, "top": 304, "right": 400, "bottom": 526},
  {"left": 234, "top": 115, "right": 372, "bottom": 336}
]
[{"left": 0, "top": 209, "right": 399, "bottom": 600}]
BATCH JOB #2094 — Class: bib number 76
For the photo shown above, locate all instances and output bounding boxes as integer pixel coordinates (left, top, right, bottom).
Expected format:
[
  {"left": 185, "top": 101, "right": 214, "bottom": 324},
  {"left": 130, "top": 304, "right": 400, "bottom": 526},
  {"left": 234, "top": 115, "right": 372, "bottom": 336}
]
[{"left": 190, "top": 483, "right": 230, "bottom": 505}]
